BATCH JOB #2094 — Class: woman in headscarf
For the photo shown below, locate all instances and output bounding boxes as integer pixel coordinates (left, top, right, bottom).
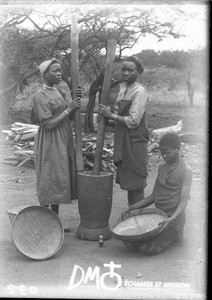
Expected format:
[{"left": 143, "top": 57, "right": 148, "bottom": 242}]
[
  {"left": 32, "top": 58, "right": 81, "bottom": 231},
  {"left": 98, "top": 56, "right": 149, "bottom": 206}
]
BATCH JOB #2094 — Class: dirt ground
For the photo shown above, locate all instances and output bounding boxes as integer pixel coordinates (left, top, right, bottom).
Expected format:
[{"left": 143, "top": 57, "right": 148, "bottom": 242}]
[{"left": 0, "top": 104, "right": 207, "bottom": 299}]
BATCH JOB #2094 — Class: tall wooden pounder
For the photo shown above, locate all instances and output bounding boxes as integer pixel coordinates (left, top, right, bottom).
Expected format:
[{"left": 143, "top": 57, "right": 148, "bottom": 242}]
[
  {"left": 77, "top": 39, "right": 117, "bottom": 241},
  {"left": 71, "top": 14, "right": 83, "bottom": 172}
]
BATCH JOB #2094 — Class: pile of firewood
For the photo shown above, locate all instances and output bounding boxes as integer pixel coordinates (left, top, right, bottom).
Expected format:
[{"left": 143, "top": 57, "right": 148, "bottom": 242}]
[
  {"left": 147, "top": 120, "right": 183, "bottom": 153},
  {"left": 1, "top": 122, "right": 116, "bottom": 172},
  {"left": 1, "top": 120, "right": 185, "bottom": 171},
  {"left": 2, "top": 123, "right": 38, "bottom": 168},
  {"left": 152, "top": 120, "right": 183, "bottom": 140}
]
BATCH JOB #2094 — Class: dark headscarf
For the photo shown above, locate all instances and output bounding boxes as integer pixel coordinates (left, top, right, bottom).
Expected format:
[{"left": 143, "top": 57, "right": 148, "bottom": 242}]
[{"left": 123, "top": 56, "right": 144, "bottom": 74}]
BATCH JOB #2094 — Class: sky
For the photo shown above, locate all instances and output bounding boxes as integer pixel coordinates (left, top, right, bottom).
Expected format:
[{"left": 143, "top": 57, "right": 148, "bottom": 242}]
[
  {"left": 0, "top": 3, "right": 208, "bottom": 54},
  {"left": 122, "top": 4, "right": 208, "bottom": 54}
]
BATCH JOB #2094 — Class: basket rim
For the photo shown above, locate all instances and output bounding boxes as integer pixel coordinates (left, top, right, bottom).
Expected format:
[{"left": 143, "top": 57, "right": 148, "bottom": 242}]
[
  {"left": 11, "top": 205, "right": 64, "bottom": 260},
  {"left": 111, "top": 207, "right": 167, "bottom": 241},
  {"left": 6, "top": 205, "right": 32, "bottom": 215}
]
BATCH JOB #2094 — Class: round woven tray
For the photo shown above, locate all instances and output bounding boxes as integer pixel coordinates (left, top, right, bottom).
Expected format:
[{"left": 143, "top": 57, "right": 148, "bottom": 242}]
[
  {"left": 111, "top": 207, "right": 167, "bottom": 242},
  {"left": 11, "top": 206, "right": 64, "bottom": 260}
]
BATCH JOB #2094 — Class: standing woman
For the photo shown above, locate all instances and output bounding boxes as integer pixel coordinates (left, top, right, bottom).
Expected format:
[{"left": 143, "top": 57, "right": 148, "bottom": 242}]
[
  {"left": 98, "top": 56, "right": 149, "bottom": 206},
  {"left": 32, "top": 58, "right": 81, "bottom": 228}
]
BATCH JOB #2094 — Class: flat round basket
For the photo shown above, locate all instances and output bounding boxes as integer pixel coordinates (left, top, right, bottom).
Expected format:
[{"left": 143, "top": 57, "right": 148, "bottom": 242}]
[
  {"left": 11, "top": 206, "right": 64, "bottom": 260},
  {"left": 111, "top": 208, "right": 167, "bottom": 242}
]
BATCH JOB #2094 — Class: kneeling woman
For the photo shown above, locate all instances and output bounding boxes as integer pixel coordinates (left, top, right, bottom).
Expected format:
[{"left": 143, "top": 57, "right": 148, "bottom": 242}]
[{"left": 32, "top": 59, "right": 81, "bottom": 231}]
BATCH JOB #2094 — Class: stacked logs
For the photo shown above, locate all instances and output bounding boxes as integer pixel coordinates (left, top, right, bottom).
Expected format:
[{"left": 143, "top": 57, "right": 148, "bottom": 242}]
[
  {"left": 1, "top": 120, "right": 185, "bottom": 171},
  {"left": 82, "top": 133, "right": 116, "bottom": 173},
  {"left": 2, "top": 123, "right": 38, "bottom": 168},
  {"left": 1, "top": 123, "right": 116, "bottom": 172}
]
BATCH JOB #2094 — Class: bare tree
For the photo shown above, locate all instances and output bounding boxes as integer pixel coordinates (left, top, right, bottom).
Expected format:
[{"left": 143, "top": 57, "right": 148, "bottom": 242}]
[
  {"left": 0, "top": 6, "right": 184, "bottom": 124},
  {"left": 159, "top": 49, "right": 207, "bottom": 106}
]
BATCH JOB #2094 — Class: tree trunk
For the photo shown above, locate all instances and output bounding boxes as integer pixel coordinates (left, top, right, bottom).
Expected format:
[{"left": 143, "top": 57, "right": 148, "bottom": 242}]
[
  {"left": 190, "top": 89, "right": 194, "bottom": 106},
  {"left": 85, "top": 73, "right": 122, "bottom": 132},
  {"left": 85, "top": 93, "right": 96, "bottom": 132},
  {"left": 186, "top": 79, "right": 195, "bottom": 106},
  {"left": 93, "top": 39, "right": 117, "bottom": 174},
  {"left": 85, "top": 72, "right": 104, "bottom": 133}
]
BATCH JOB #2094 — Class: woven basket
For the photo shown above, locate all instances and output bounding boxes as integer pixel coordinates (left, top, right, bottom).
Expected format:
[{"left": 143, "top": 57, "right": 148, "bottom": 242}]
[
  {"left": 111, "top": 207, "right": 167, "bottom": 242},
  {"left": 11, "top": 206, "right": 64, "bottom": 260},
  {"left": 6, "top": 205, "right": 31, "bottom": 224}
]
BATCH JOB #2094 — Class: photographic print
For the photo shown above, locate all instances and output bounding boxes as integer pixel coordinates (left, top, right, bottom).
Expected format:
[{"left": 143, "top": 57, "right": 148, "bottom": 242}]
[{"left": 0, "top": 0, "right": 208, "bottom": 299}]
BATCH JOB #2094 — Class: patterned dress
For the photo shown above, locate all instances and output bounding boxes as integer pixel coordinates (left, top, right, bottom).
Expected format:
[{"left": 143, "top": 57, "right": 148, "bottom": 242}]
[{"left": 32, "top": 85, "right": 77, "bottom": 205}]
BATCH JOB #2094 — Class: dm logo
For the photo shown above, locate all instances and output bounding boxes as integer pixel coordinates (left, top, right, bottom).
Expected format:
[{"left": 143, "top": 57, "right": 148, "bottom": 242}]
[{"left": 69, "top": 261, "right": 122, "bottom": 291}]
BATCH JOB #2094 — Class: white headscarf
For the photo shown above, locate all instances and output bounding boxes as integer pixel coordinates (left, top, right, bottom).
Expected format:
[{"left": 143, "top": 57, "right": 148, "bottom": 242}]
[{"left": 37, "top": 58, "right": 58, "bottom": 76}]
